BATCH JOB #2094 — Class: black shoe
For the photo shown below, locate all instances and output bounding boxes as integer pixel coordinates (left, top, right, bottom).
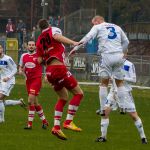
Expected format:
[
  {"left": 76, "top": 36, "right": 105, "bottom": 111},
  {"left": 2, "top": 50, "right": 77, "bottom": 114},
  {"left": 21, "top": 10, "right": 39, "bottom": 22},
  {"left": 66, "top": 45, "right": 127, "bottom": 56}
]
[
  {"left": 20, "top": 98, "right": 27, "bottom": 110},
  {"left": 42, "top": 123, "right": 49, "bottom": 129},
  {"left": 96, "top": 109, "right": 101, "bottom": 115},
  {"left": 96, "top": 109, "right": 105, "bottom": 116},
  {"left": 24, "top": 126, "right": 32, "bottom": 129},
  {"left": 141, "top": 138, "right": 148, "bottom": 144},
  {"left": 95, "top": 136, "right": 107, "bottom": 142}
]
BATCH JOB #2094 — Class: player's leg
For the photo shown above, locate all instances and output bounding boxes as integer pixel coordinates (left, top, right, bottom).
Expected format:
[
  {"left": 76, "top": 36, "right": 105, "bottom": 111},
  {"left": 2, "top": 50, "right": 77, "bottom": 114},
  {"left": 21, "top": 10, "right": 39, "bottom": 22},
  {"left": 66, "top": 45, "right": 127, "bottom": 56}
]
[
  {"left": 1, "top": 83, "right": 26, "bottom": 109},
  {"left": 45, "top": 65, "right": 68, "bottom": 140},
  {"left": 0, "top": 93, "right": 5, "bottom": 123},
  {"left": 63, "top": 73, "right": 84, "bottom": 132},
  {"left": 24, "top": 94, "right": 36, "bottom": 129},
  {"left": 126, "top": 92, "right": 147, "bottom": 144},
  {"left": 96, "top": 106, "right": 111, "bottom": 142},
  {"left": 51, "top": 87, "right": 68, "bottom": 140},
  {"left": 128, "top": 112, "right": 147, "bottom": 144},
  {"left": 31, "top": 77, "right": 48, "bottom": 129},
  {"left": 4, "top": 98, "right": 26, "bottom": 107},
  {"left": 34, "top": 97, "right": 49, "bottom": 129},
  {"left": 96, "top": 54, "right": 115, "bottom": 141},
  {"left": 96, "top": 86, "right": 112, "bottom": 142}
]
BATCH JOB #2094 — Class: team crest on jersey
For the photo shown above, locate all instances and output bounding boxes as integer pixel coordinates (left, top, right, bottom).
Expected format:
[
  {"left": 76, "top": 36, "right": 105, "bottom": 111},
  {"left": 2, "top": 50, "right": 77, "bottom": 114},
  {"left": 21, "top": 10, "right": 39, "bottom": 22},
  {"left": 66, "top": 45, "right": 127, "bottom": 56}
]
[{"left": 25, "top": 62, "right": 36, "bottom": 68}]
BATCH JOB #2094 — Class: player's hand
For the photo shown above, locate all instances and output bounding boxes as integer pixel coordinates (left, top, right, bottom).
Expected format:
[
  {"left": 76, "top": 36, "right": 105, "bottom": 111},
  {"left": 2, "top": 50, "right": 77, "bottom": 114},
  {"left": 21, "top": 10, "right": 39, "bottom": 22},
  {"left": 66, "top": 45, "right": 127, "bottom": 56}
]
[
  {"left": 68, "top": 42, "right": 84, "bottom": 57},
  {"left": 2, "top": 77, "right": 10, "bottom": 82},
  {"left": 68, "top": 48, "right": 76, "bottom": 57},
  {"left": 18, "top": 70, "right": 24, "bottom": 75},
  {"left": 44, "top": 76, "right": 48, "bottom": 83}
]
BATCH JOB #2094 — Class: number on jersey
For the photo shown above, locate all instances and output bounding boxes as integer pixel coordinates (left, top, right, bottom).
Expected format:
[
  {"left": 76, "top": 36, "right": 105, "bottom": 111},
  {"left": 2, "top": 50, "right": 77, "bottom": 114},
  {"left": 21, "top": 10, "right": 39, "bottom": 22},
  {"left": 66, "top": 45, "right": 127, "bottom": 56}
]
[{"left": 106, "top": 27, "right": 117, "bottom": 39}]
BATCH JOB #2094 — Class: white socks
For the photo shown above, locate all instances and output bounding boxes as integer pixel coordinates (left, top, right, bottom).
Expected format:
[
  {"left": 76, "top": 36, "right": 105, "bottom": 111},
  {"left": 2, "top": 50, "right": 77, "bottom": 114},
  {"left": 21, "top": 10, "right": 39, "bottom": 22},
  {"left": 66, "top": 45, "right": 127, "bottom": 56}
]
[
  {"left": 99, "top": 86, "right": 108, "bottom": 111},
  {"left": 134, "top": 118, "right": 146, "bottom": 139},
  {"left": 101, "top": 118, "right": 109, "bottom": 138},
  {"left": 0, "top": 100, "right": 5, "bottom": 123},
  {"left": 4, "top": 100, "right": 21, "bottom": 106}
]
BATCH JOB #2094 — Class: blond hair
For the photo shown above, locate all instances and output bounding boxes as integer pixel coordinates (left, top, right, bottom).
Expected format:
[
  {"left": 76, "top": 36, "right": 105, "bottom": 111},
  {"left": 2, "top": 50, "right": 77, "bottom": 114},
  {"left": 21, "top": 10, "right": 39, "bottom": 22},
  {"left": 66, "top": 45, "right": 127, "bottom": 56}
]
[{"left": 93, "top": 15, "right": 104, "bottom": 21}]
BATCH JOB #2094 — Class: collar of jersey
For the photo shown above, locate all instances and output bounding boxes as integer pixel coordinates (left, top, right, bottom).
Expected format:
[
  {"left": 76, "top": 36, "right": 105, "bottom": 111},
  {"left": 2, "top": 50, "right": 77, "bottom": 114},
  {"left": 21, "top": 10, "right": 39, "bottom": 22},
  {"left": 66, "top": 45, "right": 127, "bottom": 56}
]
[{"left": 42, "top": 27, "right": 50, "bottom": 33}]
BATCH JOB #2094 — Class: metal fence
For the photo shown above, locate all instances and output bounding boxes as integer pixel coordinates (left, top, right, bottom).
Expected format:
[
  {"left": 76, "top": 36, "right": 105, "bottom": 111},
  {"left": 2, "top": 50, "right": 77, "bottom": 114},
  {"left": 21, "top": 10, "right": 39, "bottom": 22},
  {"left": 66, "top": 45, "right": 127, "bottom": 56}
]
[{"left": 61, "top": 9, "right": 96, "bottom": 38}]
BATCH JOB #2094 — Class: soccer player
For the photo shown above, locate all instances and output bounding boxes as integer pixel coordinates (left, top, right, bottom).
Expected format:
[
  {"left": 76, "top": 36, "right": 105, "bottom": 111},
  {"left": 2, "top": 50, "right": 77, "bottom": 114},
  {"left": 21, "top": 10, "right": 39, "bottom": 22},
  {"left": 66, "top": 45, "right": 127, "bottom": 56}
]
[
  {"left": 71, "top": 15, "right": 144, "bottom": 141},
  {"left": 96, "top": 59, "right": 147, "bottom": 144},
  {"left": 36, "top": 19, "right": 84, "bottom": 140},
  {"left": 0, "top": 44, "right": 26, "bottom": 123},
  {"left": 19, "top": 40, "right": 48, "bottom": 129}
]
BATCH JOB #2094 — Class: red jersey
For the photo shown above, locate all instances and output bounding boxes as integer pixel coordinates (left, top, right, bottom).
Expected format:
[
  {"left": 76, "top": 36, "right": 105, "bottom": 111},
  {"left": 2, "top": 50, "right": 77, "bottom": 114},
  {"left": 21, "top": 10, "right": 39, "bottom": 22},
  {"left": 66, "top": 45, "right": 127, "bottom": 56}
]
[
  {"left": 19, "top": 52, "right": 42, "bottom": 79},
  {"left": 36, "top": 27, "right": 65, "bottom": 64}
]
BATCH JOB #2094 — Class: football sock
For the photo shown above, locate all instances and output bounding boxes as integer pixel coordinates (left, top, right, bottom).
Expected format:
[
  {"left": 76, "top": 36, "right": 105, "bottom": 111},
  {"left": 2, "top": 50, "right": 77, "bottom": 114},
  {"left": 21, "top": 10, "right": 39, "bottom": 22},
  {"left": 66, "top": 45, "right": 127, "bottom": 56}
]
[
  {"left": 134, "top": 118, "right": 146, "bottom": 138},
  {"left": 28, "top": 105, "right": 35, "bottom": 127},
  {"left": 4, "top": 100, "right": 21, "bottom": 106},
  {"left": 99, "top": 86, "right": 108, "bottom": 111},
  {"left": 54, "top": 99, "right": 67, "bottom": 129},
  {"left": 65, "top": 94, "right": 83, "bottom": 125},
  {"left": 0, "top": 100, "right": 5, "bottom": 122},
  {"left": 35, "top": 105, "right": 47, "bottom": 124},
  {"left": 101, "top": 118, "right": 109, "bottom": 138}
]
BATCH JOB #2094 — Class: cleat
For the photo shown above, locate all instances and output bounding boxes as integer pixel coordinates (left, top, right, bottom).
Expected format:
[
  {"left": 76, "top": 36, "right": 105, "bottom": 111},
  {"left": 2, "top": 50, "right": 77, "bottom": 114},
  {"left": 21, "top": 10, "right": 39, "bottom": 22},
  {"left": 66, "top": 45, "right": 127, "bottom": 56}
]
[
  {"left": 141, "top": 138, "right": 148, "bottom": 144},
  {"left": 42, "top": 122, "right": 49, "bottom": 129},
  {"left": 96, "top": 109, "right": 101, "bottom": 115},
  {"left": 51, "top": 127, "right": 67, "bottom": 140},
  {"left": 24, "top": 126, "right": 32, "bottom": 130},
  {"left": 95, "top": 136, "right": 107, "bottom": 142},
  {"left": 63, "top": 121, "right": 82, "bottom": 132},
  {"left": 20, "top": 98, "right": 27, "bottom": 110}
]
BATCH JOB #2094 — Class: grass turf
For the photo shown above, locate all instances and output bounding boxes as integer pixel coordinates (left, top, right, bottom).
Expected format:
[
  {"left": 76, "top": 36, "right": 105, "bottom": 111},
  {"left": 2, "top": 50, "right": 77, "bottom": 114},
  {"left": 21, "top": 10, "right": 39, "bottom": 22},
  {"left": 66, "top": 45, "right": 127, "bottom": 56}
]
[{"left": 0, "top": 76, "right": 150, "bottom": 150}]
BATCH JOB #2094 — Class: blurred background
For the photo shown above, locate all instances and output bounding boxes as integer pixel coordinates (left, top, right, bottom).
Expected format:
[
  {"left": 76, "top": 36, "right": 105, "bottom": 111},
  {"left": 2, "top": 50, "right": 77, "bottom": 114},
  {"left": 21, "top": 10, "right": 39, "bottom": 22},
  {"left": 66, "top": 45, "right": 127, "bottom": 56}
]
[{"left": 0, "top": 0, "right": 150, "bottom": 85}]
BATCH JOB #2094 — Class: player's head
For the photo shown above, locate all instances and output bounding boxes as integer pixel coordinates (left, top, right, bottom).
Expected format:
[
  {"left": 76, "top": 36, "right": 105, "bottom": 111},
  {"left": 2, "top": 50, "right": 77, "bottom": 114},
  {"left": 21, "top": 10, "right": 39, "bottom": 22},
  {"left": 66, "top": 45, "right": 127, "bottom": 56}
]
[
  {"left": 0, "top": 44, "right": 4, "bottom": 55},
  {"left": 92, "top": 15, "right": 105, "bottom": 25},
  {"left": 27, "top": 40, "right": 36, "bottom": 53},
  {"left": 38, "top": 19, "right": 49, "bottom": 31}
]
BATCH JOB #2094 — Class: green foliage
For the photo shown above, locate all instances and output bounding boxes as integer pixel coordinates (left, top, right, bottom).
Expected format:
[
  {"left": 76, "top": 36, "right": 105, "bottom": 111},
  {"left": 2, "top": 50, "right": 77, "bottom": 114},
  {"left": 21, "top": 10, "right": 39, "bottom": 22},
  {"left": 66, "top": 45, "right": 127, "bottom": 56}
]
[{"left": 0, "top": 78, "right": 150, "bottom": 150}]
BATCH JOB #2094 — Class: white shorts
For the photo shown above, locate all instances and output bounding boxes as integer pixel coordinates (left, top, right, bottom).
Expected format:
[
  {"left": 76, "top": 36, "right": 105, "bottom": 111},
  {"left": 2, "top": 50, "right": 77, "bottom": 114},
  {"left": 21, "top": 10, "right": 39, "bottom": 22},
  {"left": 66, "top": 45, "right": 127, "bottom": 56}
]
[
  {"left": 0, "top": 81, "right": 14, "bottom": 96},
  {"left": 99, "top": 53, "right": 125, "bottom": 80},
  {"left": 104, "top": 88, "right": 136, "bottom": 113}
]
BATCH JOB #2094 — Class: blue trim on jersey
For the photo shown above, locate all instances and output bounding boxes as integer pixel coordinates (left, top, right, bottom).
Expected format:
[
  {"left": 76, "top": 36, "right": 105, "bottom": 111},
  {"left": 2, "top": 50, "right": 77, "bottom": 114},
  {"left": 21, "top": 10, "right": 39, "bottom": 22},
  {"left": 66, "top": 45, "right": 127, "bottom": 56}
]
[
  {"left": 0, "top": 60, "right": 8, "bottom": 65},
  {"left": 124, "top": 65, "right": 129, "bottom": 71}
]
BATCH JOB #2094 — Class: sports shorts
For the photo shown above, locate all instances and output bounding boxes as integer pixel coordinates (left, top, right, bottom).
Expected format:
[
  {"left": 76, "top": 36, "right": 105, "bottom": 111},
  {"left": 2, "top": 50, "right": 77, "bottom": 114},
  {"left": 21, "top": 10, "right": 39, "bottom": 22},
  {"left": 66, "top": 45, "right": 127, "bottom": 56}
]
[
  {"left": 46, "top": 65, "right": 77, "bottom": 91},
  {"left": 99, "top": 52, "right": 125, "bottom": 80},
  {"left": 26, "top": 77, "right": 42, "bottom": 96}
]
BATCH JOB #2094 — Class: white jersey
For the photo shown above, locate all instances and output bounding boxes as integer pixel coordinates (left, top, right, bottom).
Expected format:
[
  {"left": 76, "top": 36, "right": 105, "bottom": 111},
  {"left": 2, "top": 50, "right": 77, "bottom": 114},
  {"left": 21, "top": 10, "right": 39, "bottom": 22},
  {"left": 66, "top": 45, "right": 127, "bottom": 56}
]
[
  {"left": 0, "top": 55, "right": 17, "bottom": 84},
  {"left": 81, "top": 22, "right": 129, "bottom": 54},
  {"left": 123, "top": 60, "right": 136, "bottom": 91}
]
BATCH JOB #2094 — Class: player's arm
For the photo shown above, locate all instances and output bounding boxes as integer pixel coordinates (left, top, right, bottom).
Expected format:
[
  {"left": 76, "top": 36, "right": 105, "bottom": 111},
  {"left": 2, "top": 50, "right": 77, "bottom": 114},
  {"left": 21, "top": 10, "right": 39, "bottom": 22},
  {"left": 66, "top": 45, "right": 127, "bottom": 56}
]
[
  {"left": 121, "top": 29, "right": 129, "bottom": 53},
  {"left": 124, "top": 63, "right": 136, "bottom": 83},
  {"left": 53, "top": 34, "right": 79, "bottom": 46},
  {"left": 68, "top": 26, "right": 98, "bottom": 55},
  {"left": 52, "top": 27, "right": 79, "bottom": 46},
  {"left": 3, "top": 57, "right": 17, "bottom": 82},
  {"left": 18, "top": 55, "right": 24, "bottom": 75}
]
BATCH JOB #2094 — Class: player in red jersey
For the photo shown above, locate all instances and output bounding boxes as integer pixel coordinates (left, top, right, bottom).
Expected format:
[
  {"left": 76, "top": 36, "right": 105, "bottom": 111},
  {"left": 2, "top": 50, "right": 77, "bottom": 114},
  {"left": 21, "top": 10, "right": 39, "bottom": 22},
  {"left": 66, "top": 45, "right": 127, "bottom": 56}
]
[
  {"left": 19, "top": 40, "right": 48, "bottom": 129},
  {"left": 36, "top": 19, "right": 84, "bottom": 140}
]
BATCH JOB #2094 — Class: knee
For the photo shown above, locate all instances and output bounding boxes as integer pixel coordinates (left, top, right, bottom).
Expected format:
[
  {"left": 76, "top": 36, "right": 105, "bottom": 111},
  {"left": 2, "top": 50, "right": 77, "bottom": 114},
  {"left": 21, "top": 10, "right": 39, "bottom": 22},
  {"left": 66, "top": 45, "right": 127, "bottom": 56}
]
[
  {"left": 75, "top": 93, "right": 84, "bottom": 100},
  {"left": 129, "top": 112, "right": 138, "bottom": 121}
]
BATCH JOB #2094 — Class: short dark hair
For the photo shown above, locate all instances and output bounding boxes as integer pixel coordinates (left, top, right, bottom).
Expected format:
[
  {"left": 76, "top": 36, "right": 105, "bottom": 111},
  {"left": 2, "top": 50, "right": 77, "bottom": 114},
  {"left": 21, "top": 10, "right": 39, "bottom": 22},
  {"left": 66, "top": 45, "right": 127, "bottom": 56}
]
[{"left": 38, "top": 19, "right": 49, "bottom": 30}]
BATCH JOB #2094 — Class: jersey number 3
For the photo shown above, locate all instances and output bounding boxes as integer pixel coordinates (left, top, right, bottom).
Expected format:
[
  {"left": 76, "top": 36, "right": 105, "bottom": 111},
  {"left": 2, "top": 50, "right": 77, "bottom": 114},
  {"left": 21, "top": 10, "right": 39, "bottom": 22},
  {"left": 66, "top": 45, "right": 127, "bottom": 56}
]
[{"left": 106, "top": 27, "right": 117, "bottom": 39}]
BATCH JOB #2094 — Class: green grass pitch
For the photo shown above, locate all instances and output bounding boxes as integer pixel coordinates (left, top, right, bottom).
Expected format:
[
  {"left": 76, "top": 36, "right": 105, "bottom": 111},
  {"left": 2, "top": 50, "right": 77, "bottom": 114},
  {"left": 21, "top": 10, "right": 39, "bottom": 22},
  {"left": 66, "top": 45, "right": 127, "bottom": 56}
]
[{"left": 0, "top": 76, "right": 150, "bottom": 150}]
